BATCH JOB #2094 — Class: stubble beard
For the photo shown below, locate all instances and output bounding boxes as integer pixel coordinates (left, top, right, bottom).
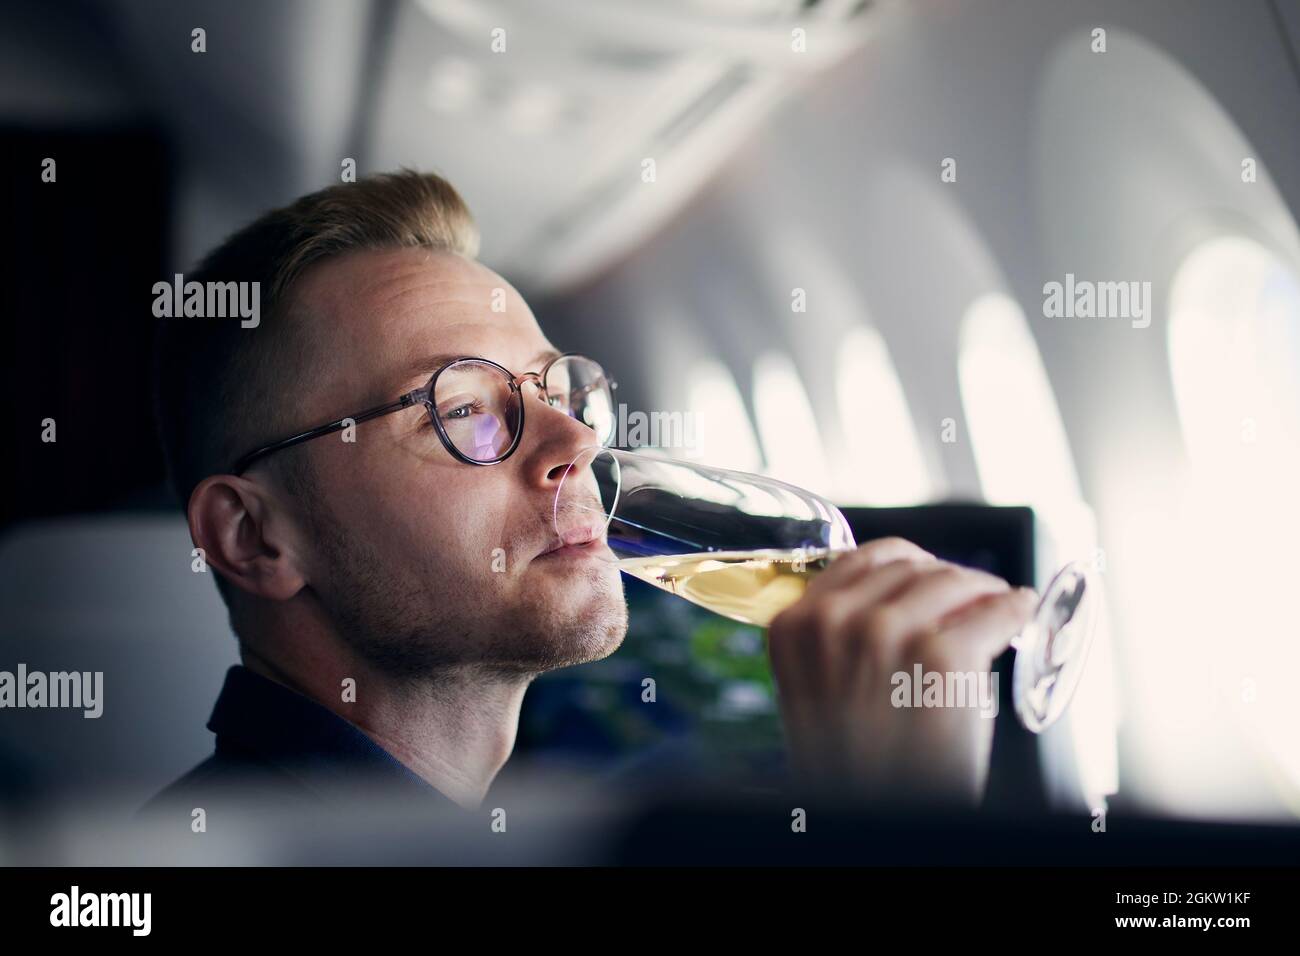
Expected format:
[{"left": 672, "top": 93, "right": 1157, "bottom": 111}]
[{"left": 302, "top": 491, "right": 628, "bottom": 684}]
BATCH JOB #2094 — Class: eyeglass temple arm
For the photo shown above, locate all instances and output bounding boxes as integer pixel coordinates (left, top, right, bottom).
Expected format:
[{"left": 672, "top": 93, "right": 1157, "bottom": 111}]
[{"left": 231, "top": 392, "right": 423, "bottom": 475}]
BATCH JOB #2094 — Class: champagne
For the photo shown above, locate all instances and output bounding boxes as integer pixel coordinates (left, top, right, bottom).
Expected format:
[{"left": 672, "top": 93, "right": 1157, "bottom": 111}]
[{"left": 618, "top": 548, "right": 832, "bottom": 627}]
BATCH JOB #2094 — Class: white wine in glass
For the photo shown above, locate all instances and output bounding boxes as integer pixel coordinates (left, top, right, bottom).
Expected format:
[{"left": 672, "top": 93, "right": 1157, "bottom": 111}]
[
  {"left": 618, "top": 548, "right": 833, "bottom": 628},
  {"left": 555, "top": 447, "right": 1097, "bottom": 733}
]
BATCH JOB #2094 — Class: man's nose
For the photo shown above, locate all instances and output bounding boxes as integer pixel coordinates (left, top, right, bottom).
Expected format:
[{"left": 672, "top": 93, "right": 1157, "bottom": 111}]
[{"left": 519, "top": 397, "right": 603, "bottom": 490}]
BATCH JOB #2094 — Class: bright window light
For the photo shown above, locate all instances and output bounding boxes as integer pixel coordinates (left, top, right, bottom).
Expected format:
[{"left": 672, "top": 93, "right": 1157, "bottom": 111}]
[
  {"left": 1168, "top": 236, "right": 1300, "bottom": 474},
  {"left": 684, "top": 359, "right": 763, "bottom": 473},
  {"left": 1166, "top": 235, "right": 1300, "bottom": 797},
  {"left": 958, "top": 292, "right": 1085, "bottom": 546},
  {"left": 960, "top": 293, "right": 1114, "bottom": 810},
  {"left": 751, "top": 351, "right": 831, "bottom": 496},
  {"left": 834, "top": 326, "right": 931, "bottom": 505}
]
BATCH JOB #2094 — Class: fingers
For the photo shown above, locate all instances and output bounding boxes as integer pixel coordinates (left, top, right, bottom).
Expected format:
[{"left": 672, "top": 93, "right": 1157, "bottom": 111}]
[
  {"left": 879, "top": 563, "right": 1011, "bottom": 641},
  {"left": 792, "top": 554, "right": 1011, "bottom": 649},
  {"left": 937, "top": 586, "right": 1038, "bottom": 662},
  {"left": 769, "top": 558, "right": 934, "bottom": 711},
  {"left": 766, "top": 535, "right": 1037, "bottom": 805},
  {"left": 807, "top": 537, "right": 936, "bottom": 596},
  {"left": 829, "top": 562, "right": 1009, "bottom": 697}
]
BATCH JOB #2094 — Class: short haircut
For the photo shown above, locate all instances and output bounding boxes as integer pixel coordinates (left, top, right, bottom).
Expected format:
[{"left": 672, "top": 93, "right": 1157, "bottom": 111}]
[{"left": 151, "top": 169, "right": 480, "bottom": 605}]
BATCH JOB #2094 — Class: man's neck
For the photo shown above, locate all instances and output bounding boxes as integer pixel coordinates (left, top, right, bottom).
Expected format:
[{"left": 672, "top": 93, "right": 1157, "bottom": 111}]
[{"left": 240, "top": 639, "right": 528, "bottom": 809}]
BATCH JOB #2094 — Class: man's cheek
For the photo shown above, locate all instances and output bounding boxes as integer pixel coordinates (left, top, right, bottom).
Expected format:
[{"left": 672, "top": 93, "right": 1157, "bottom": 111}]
[
  {"left": 411, "top": 486, "right": 509, "bottom": 560},
  {"left": 441, "top": 523, "right": 517, "bottom": 580}
]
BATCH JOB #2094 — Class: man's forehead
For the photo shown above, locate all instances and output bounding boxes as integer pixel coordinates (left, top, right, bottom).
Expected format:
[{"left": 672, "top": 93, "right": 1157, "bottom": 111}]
[
  {"left": 294, "top": 247, "right": 553, "bottom": 392},
  {"left": 298, "top": 246, "right": 521, "bottom": 325}
]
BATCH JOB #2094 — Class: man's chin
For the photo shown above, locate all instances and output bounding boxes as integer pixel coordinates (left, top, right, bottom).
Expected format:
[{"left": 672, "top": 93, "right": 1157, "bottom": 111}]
[
  {"left": 564, "top": 614, "right": 627, "bottom": 667},
  {"left": 515, "top": 566, "right": 628, "bottom": 669}
]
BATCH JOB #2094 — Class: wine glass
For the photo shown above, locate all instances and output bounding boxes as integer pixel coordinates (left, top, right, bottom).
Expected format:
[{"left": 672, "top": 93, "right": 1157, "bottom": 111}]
[{"left": 554, "top": 446, "right": 1098, "bottom": 733}]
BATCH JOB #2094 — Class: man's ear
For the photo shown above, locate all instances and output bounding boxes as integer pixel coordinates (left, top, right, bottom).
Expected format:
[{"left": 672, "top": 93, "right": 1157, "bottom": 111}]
[{"left": 188, "top": 473, "right": 308, "bottom": 602}]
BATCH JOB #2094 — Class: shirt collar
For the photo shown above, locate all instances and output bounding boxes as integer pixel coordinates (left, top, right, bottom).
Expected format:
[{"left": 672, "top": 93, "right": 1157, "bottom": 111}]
[{"left": 207, "top": 664, "right": 451, "bottom": 805}]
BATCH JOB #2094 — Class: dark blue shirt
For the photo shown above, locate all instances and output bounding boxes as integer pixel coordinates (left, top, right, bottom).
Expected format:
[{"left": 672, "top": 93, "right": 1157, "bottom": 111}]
[{"left": 140, "top": 665, "right": 455, "bottom": 818}]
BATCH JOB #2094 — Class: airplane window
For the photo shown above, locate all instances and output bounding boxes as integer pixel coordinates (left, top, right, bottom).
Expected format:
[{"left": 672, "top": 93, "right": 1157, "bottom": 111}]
[
  {"left": 958, "top": 292, "right": 1086, "bottom": 549},
  {"left": 959, "top": 292, "right": 1116, "bottom": 809},
  {"left": 1168, "top": 236, "right": 1300, "bottom": 475},
  {"left": 834, "top": 326, "right": 931, "bottom": 505},
  {"left": 1034, "top": 25, "right": 1300, "bottom": 818},
  {"left": 684, "top": 358, "right": 763, "bottom": 472},
  {"left": 752, "top": 351, "right": 831, "bottom": 496},
  {"left": 1167, "top": 235, "right": 1300, "bottom": 793}
]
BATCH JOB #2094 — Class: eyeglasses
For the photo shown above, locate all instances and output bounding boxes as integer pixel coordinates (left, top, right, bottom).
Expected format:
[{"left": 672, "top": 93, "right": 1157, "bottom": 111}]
[{"left": 230, "top": 353, "right": 617, "bottom": 474}]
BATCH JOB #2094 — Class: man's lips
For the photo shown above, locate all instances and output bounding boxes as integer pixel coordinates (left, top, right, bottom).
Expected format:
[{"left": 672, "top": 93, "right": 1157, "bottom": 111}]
[
  {"left": 537, "top": 526, "right": 605, "bottom": 560},
  {"left": 538, "top": 539, "right": 601, "bottom": 560}
]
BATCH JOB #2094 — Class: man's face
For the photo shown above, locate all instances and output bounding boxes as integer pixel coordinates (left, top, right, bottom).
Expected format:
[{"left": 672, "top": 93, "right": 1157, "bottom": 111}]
[{"left": 278, "top": 246, "right": 627, "bottom": 677}]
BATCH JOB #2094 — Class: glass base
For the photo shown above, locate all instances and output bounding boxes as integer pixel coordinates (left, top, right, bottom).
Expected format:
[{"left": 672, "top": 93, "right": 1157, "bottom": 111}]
[{"left": 1012, "top": 562, "right": 1099, "bottom": 733}]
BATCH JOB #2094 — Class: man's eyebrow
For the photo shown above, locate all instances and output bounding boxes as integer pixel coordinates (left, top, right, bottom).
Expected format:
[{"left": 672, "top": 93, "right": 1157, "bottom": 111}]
[{"left": 398, "top": 348, "right": 563, "bottom": 387}]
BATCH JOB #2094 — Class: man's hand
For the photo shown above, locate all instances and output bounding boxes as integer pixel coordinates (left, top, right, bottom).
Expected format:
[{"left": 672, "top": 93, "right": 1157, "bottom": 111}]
[{"left": 768, "top": 537, "right": 1037, "bottom": 805}]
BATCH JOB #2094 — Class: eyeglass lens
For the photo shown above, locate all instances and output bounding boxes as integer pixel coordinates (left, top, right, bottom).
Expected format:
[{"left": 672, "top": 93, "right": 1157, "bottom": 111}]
[{"left": 432, "top": 356, "right": 614, "bottom": 462}]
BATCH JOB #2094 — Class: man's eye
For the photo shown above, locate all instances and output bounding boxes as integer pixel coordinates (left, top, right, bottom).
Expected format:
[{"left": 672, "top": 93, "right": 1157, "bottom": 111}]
[{"left": 439, "top": 400, "right": 484, "bottom": 421}]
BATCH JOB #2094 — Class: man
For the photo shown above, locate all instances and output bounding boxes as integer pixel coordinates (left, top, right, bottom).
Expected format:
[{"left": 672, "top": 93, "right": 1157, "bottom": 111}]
[{"left": 145, "top": 170, "right": 1035, "bottom": 817}]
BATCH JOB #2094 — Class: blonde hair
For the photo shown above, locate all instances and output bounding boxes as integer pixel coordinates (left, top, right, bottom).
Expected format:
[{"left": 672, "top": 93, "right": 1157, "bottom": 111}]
[{"left": 153, "top": 168, "right": 480, "bottom": 514}]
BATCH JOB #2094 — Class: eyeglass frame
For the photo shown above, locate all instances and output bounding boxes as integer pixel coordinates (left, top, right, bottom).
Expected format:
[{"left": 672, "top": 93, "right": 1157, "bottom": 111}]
[{"left": 229, "top": 352, "right": 617, "bottom": 475}]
